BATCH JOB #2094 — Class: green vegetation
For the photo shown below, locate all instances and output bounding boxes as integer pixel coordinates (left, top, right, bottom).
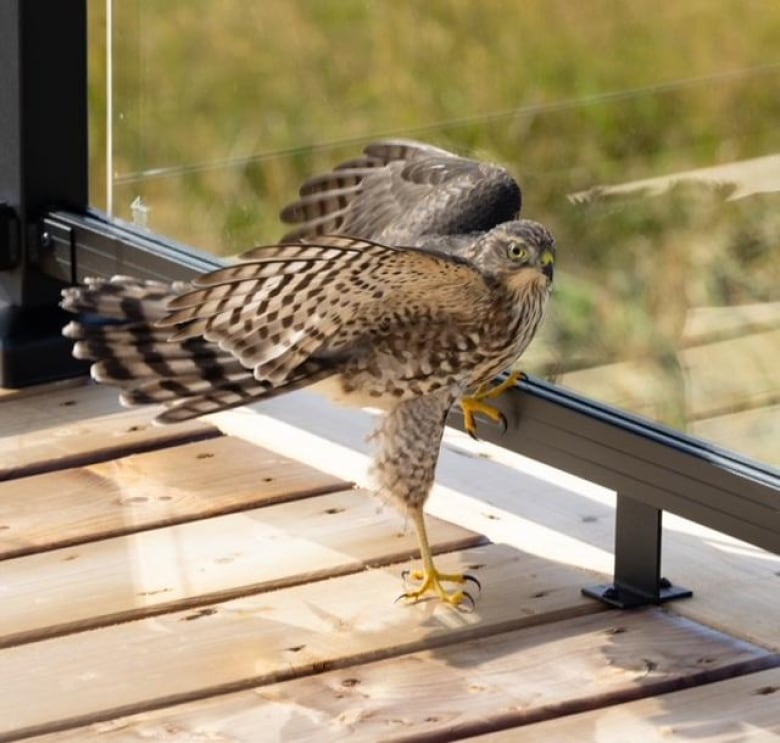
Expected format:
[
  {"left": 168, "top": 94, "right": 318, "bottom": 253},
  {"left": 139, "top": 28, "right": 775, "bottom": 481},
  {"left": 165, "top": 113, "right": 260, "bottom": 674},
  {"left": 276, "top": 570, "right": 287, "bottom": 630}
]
[{"left": 87, "top": 0, "right": 780, "bottom": 456}]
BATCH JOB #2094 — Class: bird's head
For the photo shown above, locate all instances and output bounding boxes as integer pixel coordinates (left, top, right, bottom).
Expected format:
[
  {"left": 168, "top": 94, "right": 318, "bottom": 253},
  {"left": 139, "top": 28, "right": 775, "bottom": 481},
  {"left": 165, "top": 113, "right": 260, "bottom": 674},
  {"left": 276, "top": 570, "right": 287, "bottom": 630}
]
[{"left": 471, "top": 219, "right": 555, "bottom": 293}]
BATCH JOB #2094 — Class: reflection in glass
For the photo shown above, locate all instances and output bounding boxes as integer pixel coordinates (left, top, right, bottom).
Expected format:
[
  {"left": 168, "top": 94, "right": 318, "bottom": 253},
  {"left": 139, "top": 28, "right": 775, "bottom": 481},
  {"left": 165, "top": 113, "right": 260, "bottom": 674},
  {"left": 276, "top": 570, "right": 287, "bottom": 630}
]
[{"left": 88, "top": 0, "right": 780, "bottom": 464}]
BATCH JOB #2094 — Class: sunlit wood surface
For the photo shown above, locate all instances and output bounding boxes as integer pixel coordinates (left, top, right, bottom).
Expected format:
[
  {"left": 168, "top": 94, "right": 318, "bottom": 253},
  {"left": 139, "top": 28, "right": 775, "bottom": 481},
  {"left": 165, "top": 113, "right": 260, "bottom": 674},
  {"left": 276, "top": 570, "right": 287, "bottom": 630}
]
[{"left": 1, "top": 381, "right": 778, "bottom": 742}]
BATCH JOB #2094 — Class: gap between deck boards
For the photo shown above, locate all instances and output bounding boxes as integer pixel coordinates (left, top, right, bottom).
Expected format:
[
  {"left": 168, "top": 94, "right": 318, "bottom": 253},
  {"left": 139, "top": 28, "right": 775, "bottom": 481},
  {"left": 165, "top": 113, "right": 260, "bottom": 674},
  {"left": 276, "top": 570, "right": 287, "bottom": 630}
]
[
  {"left": 3, "top": 426, "right": 223, "bottom": 481},
  {"left": 0, "top": 381, "right": 222, "bottom": 481},
  {"left": 0, "top": 543, "right": 609, "bottom": 741},
  {"left": 461, "top": 666, "right": 780, "bottom": 743},
  {"left": 0, "top": 437, "right": 350, "bottom": 560},
  {"left": 0, "top": 499, "right": 486, "bottom": 648},
  {"left": 9, "top": 607, "right": 779, "bottom": 743}
]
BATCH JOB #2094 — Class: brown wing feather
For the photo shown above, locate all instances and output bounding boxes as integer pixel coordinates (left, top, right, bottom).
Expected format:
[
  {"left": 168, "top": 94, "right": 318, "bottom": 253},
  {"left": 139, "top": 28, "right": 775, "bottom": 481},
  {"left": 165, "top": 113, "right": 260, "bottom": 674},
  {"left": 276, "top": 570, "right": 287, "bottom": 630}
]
[
  {"left": 158, "top": 236, "right": 491, "bottom": 386},
  {"left": 279, "top": 139, "right": 521, "bottom": 244}
]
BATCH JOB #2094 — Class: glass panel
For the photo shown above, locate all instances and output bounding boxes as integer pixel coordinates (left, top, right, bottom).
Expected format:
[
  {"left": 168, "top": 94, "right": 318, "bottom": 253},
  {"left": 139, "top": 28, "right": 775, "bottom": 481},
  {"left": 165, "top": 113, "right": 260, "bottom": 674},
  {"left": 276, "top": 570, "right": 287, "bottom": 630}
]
[{"left": 89, "top": 0, "right": 780, "bottom": 465}]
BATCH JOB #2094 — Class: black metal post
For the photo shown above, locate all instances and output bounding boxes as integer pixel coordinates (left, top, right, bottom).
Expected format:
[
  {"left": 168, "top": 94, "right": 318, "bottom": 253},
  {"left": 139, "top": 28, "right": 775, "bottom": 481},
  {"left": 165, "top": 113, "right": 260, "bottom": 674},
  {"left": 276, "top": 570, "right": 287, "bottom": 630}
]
[
  {"left": 582, "top": 494, "right": 692, "bottom": 608},
  {"left": 0, "top": 0, "right": 88, "bottom": 386},
  {"left": 446, "top": 376, "right": 723, "bottom": 609}
]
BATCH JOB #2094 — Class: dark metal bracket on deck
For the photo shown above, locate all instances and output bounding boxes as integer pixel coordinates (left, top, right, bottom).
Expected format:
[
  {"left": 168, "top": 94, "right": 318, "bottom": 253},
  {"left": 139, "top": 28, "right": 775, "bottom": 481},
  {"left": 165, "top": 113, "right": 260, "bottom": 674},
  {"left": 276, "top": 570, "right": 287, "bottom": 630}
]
[
  {"left": 447, "top": 376, "right": 778, "bottom": 610},
  {"left": 582, "top": 495, "right": 692, "bottom": 608}
]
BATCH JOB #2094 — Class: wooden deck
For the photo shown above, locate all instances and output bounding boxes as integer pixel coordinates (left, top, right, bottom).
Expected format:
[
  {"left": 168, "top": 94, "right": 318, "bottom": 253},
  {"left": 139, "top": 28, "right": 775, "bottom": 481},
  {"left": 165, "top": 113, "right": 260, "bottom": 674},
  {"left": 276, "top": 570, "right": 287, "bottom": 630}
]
[{"left": 1, "top": 380, "right": 778, "bottom": 742}]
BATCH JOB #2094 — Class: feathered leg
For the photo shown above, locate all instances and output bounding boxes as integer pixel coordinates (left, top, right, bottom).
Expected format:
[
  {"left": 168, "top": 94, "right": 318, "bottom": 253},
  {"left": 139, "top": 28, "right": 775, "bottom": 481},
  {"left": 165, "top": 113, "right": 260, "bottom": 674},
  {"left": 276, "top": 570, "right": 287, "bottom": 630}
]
[{"left": 371, "top": 388, "right": 478, "bottom": 607}]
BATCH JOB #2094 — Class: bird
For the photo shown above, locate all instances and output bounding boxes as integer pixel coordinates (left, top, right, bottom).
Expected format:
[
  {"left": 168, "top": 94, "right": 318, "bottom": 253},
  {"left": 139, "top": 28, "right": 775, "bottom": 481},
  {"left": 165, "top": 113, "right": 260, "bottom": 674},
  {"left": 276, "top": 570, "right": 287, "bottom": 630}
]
[
  {"left": 61, "top": 140, "right": 555, "bottom": 607},
  {"left": 279, "top": 139, "right": 535, "bottom": 437}
]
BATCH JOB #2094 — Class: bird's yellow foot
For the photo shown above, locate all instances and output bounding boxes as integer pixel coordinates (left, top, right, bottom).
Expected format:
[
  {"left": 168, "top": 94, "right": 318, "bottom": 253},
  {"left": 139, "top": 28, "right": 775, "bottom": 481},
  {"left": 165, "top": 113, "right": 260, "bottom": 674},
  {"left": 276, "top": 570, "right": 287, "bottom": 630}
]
[
  {"left": 460, "top": 370, "right": 526, "bottom": 440},
  {"left": 397, "top": 568, "right": 481, "bottom": 609}
]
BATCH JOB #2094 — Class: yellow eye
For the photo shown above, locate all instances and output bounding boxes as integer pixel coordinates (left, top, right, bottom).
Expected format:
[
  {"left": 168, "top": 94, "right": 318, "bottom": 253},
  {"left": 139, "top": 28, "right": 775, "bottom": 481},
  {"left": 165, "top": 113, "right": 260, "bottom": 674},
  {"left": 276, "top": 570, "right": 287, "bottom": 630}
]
[{"left": 508, "top": 243, "right": 529, "bottom": 261}]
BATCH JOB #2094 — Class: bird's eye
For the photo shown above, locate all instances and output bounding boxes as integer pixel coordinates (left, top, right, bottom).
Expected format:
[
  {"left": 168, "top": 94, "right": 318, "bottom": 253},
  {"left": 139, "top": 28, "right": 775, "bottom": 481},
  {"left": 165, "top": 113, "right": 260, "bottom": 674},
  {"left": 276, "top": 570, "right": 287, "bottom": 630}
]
[{"left": 508, "top": 243, "right": 529, "bottom": 261}]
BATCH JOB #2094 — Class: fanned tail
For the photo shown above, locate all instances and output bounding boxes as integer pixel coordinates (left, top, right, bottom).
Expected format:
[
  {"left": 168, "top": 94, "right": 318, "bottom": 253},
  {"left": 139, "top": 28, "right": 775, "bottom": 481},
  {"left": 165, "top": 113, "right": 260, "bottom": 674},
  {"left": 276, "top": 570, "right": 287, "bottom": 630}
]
[
  {"left": 61, "top": 276, "right": 334, "bottom": 423},
  {"left": 60, "top": 276, "right": 190, "bottom": 322}
]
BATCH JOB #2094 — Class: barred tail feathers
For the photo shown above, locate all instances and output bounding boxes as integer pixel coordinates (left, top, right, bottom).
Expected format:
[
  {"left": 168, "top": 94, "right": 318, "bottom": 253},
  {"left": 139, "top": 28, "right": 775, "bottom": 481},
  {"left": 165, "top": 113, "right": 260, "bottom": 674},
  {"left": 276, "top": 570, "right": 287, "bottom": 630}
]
[
  {"left": 60, "top": 276, "right": 334, "bottom": 423},
  {"left": 60, "top": 276, "right": 191, "bottom": 322}
]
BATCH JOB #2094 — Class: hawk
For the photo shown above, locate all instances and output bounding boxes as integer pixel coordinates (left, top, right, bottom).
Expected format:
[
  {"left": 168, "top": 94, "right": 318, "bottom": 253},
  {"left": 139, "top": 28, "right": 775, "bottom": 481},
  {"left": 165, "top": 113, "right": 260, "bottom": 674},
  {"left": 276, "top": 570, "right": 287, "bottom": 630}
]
[{"left": 62, "top": 140, "right": 555, "bottom": 606}]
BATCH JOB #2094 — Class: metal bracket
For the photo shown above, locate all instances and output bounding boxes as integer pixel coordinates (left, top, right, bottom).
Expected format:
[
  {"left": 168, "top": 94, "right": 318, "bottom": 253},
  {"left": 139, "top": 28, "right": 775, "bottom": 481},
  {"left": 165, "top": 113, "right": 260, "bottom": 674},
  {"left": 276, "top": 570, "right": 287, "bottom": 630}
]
[
  {"left": 0, "top": 216, "right": 86, "bottom": 388},
  {"left": 0, "top": 204, "right": 20, "bottom": 270},
  {"left": 582, "top": 494, "right": 693, "bottom": 609},
  {"left": 38, "top": 216, "right": 77, "bottom": 284}
]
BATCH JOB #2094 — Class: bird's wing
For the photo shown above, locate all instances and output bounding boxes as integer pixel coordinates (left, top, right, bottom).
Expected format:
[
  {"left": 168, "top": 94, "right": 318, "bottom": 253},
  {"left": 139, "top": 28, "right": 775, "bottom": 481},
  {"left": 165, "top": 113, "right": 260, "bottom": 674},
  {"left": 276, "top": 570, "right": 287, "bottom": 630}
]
[
  {"left": 159, "top": 235, "right": 492, "bottom": 386},
  {"left": 279, "top": 139, "right": 522, "bottom": 244}
]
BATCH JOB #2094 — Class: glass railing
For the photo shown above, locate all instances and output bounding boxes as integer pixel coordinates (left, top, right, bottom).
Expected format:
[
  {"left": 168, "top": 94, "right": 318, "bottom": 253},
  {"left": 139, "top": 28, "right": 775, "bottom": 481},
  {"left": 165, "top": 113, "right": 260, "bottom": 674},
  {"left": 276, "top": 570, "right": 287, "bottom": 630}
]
[{"left": 88, "top": 0, "right": 780, "bottom": 464}]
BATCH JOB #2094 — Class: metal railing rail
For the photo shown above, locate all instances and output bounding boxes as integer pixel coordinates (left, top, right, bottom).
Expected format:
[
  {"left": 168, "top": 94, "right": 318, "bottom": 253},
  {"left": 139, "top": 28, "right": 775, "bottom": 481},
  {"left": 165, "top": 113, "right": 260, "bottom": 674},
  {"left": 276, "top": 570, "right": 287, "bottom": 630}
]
[{"left": 447, "top": 376, "right": 779, "bottom": 607}]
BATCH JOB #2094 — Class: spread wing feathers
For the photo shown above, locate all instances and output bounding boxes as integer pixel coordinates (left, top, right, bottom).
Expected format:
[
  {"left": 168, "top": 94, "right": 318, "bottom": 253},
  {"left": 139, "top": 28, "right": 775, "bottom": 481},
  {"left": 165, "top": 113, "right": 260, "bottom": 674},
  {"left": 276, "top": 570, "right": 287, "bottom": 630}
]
[
  {"left": 60, "top": 276, "right": 336, "bottom": 423},
  {"left": 279, "top": 138, "right": 522, "bottom": 244},
  {"left": 158, "top": 235, "right": 490, "bottom": 386},
  {"left": 151, "top": 357, "right": 335, "bottom": 423},
  {"left": 370, "top": 387, "right": 459, "bottom": 511}
]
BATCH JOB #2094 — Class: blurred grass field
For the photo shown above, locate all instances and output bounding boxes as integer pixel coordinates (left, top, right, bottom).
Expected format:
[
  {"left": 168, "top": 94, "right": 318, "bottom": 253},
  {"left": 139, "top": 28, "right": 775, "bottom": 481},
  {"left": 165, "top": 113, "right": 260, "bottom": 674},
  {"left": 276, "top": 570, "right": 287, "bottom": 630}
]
[{"left": 87, "top": 0, "right": 780, "bottom": 459}]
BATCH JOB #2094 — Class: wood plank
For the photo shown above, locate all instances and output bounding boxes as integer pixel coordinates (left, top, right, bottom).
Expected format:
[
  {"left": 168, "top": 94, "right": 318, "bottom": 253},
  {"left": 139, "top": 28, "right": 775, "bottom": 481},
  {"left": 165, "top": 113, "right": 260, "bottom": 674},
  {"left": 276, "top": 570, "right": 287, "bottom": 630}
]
[
  {"left": 0, "top": 376, "right": 88, "bottom": 402},
  {"left": 681, "top": 328, "right": 780, "bottom": 419},
  {"left": 0, "top": 490, "right": 482, "bottom": 647},
  {"left": 0, "top": 544, "right": 604, "bottom": 740},
  {"left": 18, "top": 609, "right": 776, "bottom": 743},
  {"left": 557, "top": 358, "right": 678, "bottom": 423},
  {"left": 466, "top": 667, "right": 780, "bottom": 742},
  {"left": 692, "top": 403, "right": 780, "bottom": 466},
  {"left": 569, "top": 153, "right": 780, "bottom": 203},
  {"left": 683, "top": 302, "right": 780, "bottom": 345},
  {"left": 0, "top": 382, "right": 217, "bottom": 480},
  {"left": 0, "top": 436, "right": 348, "bottom": 559}
]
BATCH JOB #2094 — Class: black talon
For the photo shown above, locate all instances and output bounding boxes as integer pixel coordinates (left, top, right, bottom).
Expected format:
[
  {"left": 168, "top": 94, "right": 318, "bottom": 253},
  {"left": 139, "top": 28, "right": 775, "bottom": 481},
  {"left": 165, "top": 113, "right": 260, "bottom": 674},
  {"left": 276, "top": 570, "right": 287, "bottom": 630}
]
[
  {"left": 464, "top": 574, "right": 482, "bottom": 592},
  {"left": 394, "top": 592, "right": 411, "bottom": 605},
  {"left": 468, "top": 427, "right": 480, "bottom": 441},
  {"left": 401, "top": 569, "right": 424, "bottom": 586},
  {"left": 498, "top": 411, "right": 508, "bottom": 434},
  {"left": 459, "top": 592, "right": 476, "bottom": 612}
]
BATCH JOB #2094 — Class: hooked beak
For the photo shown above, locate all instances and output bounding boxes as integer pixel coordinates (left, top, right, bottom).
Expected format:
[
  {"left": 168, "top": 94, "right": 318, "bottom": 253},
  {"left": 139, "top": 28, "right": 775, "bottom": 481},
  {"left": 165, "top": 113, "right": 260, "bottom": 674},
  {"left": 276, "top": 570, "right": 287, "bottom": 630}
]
[{"left": 540, "top": 249, "right": 554, "bottom": 281}]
